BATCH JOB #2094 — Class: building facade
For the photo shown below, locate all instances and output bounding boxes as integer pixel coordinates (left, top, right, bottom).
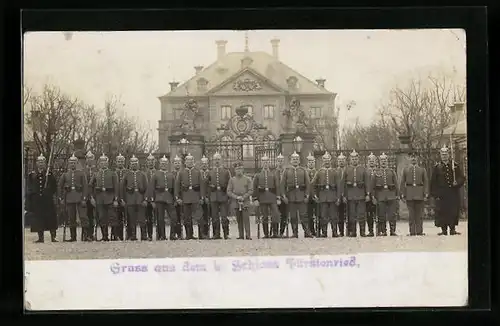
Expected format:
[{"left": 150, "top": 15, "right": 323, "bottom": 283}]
[{"left": 157, "top": 38, "right": 337, "bottom": 155}]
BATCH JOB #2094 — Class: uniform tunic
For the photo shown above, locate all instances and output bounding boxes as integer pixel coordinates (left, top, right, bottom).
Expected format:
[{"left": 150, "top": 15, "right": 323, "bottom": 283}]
[
  {"left": 84, "top": 165, "right": 98, "bottom": 225},
  {"left": 280, "top": 166, "right": 311, "bottom": 224},
  {"left": 373, "top": 168, "right": 399, "bottom": 222},
  {"left": 25, "top": 170, "right": 58, "bottom": 232},
  {"left": 175, "top": 167, "right": 205, "bottom": 224},
  {"left": 306, "top": 167, "right": 319, "bottom": 230},
  {"left": 337, "top": 166, "right": 348, "bottom": 225},
  {"left": 121, "top": 169, "right": 148, "bottom": 227},
  {"left": 91, "top": 168, "right": 119, "bottom": 226},
  {"left": 400, "top": 164, "right": 429, "bottom": 234},
  {"left": 344, "top": 165, "right": 371, "bottom": 222},
  {"left": 430, "top": 161, "right": 465, "bottom": 227},
  {"left": 58, "top": 169, "right": 89, "bottom": 227},
  {"left": 312, "top": 167, "right": 344, "bottom": 224},
  {"left": 227, "top": 175, "right": 253, "bottom": 238},
  {"left": 148, "top": 169, "right": 177, "bottom": 234},
  {"left": 207, "top": 166, "right": 231, "bottom": 226},
  {"left": 253, "top": 168, "right": 281, "bottom": 223}
]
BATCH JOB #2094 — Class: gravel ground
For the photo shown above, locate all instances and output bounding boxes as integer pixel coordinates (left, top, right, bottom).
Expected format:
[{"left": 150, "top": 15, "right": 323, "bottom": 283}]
[{"left": 24, "top": 220, "right": 467, "bottom": 260}]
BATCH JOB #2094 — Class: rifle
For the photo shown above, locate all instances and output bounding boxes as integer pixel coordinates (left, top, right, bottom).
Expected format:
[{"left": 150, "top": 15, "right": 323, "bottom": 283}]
[
  {"left": 255, "top": 202, "right": 261, "bottom": 239},
  {"left": 44, "top": 140, "right": 56, "bottom": 189},
  {"left": 62, "top": 197, "right": 68, "bottom": 242},
  {"left": 449, "top": 134, "right": 457, "bottom": 184}
]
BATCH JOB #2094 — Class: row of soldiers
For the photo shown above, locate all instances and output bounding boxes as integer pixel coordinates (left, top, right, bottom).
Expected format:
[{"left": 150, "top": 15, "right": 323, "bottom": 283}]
[{"left": 25, "top": 145, "right": 465, "bottom": 243}]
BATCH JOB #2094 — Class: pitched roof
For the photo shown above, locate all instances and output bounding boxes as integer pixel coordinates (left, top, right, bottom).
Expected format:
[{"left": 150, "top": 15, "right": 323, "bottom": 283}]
[{"left": 161, "top": 51, "right": 333, "bottom": 98}]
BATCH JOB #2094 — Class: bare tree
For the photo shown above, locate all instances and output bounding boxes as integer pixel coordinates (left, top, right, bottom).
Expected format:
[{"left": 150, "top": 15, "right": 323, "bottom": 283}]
[{"left": 341, "top": 118, "right": 398, "bottom": 150}]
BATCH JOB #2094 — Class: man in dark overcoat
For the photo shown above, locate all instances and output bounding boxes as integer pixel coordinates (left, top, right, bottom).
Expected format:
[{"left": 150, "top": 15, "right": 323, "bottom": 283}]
[
  {"left": 207, "top": 152, "right": 231, "bottom": 239},
  {"left": 144, "top": 153, "right": 157, "bottom": 241}
]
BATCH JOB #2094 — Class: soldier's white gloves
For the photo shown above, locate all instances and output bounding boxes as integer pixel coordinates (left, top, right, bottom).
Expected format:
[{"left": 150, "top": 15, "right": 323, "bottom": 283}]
[
  {"left": 372, "top": 197, "right": 377, "bottom": 205},
  {"left": 303, "top": 196, "right": 309, "bottom": 204},
  {"left": 151, "top": 202, "right": 156, "bottom": 209},
  {"left": 176, "top": 198, "right": 183, "bottom": 205},
  {"left": 90, "top": 197, "right": 96, "bottom": 207},
  {"left": 141, "top": 200, "right": 148, "bottom": 207},
  {"left": 236, "top": 196, "right": 244, "bottom": 201},
  {"left": 59, "top": 198, "right": 64, "bottom": 205},
  {"left": 253, "top": 200, "right": 260, "bottom": 207},
  {"left": 113, "top": 200, "right": 119, "bottom": 208},
  {"left": 342, "top": 196, "right": 347, "bottom": 204},
  {"left": 120, "top": 199, "right": 126, "bottom": 206},
  {"left": 365, "top": 195, "right": 370, "bottom": 202},
  {"left": 199, "top": 198, "right": 205, "bottom": 205},
  {"left": 282, "top": 196, "right": 288, "bottom": 204},
  {"left": 204, "top": 197, "right": 210, "bottom": 204},
  {"left": 424, "top": 194, "right": 428, "bottom": 202},
  {"left": 313, "top": 195, "right": 319, "bottom": 203},
  {"left": 336, "top": 198, "right": 340, "bottom": 206}
]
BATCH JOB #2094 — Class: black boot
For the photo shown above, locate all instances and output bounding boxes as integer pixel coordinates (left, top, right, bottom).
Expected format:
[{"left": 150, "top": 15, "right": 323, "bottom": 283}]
[
  {"left": 331, "top": 223, "right": 339, "bottom": 237},
  {"left": 110, "top": 227, "right": 117, "bottom": 241},
  {"left": 237, "top": 219, "right": 244, "bottom": 239},
  {"left": 449, "top": 226, "right": 461, "bottom": 235},
  {"left": 140, "top": 226, "right": 147, "bottom": 240},
  {"left": 379, "top": 221, "right": 388, "bottom": 236},
  {"left": 438, "top": 226, "right": 448, "bottom": 236},
  {"left": 169, "top": 223, "right": 176, "bottom": 240},
  {"left": 69, "top": 227, "right": 77, "bottom": 242},
  {"left": 50, "top": 230, "right": 58, "bottom": 242},
  {"left": 101, "top": 226, "right": 110, "bottom": 241},
  {"left": 348, "top": 222, "right": 357, "bottom": 237},
  {"left": 147, "top": 221, "right": 153, "bottom": 241},
  {"left": 359, "top": 222, "right": 366, "bottom": 237},
  {"left": 338, "top": 222, "right": 345, "bottom": 237},
  {"left": 367, "top": 221, "right": 374, "bottom": 237},
  {"left": 212, "top": 221, "right": 222, "bottom": 239},
  {"left": 34, "top": 231, "right": 44, "bottom": 243},
  {"left": 130, "top": 226, "right": 138, "bottom": 241},
  {"left": 198, "top": 225, "right": 206, "bottom": 239},
  {"left": 222, "top": 223, "right": 230, "bottom": 239},
  {"left": 85, "top": 227, "right": 93, "bottom": 241},
  {"left": 321, "top": 225, "right": 328, "bottom": 238},
  {"left": 263, "top": 223, "right": 270, "bottom": 238},
  {"left": 291, "top": 223, "right": 299, "bottom": 238},
  {"left": 389, "top": 221, "right": 397, "bottom": 236}
]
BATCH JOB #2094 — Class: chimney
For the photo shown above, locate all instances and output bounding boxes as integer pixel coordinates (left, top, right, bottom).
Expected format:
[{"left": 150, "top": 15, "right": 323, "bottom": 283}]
[
  {"left": 316, "top": 78, "right": 326, "bottom": 88},
  {"left": 194, "top": 66, "right": 204, "bottom": 74},
  {"left": 270, "top": 38, "right": 280, "bottom": 59},
  {"left": 215, "top": 40, "right": 228, "bottom": 61},
  {"left": 169, "top": 81, "right": 179, "bottom": 91}
]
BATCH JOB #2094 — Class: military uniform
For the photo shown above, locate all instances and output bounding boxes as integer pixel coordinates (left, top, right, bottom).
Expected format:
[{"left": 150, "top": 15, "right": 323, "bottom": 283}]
[
  {"left": 172, "top": 160, "right": 183, "bottom": 240},
  {"left": 58, "top": 163, "right": 89, "bottom": 241},
  {"left": 430, "top": 149, "right": 465, "bottom": 235},
  {"left": 280, "top": 162, "right": 312, "bottom": 238},
  {"left": 312, "top": 163, "right": 344, "bottom": 237},
  {"left": 90, "top": 162, "right": 119, "bottom": 241},
  {"left": 253, "top": 166, "right": 281, "bottom": 238},
  {"left": 276, "top": 160, "right": 288, "bottom": 236},
  {"left": 25, "top": 157, "right": 58, "bottom": 242},
  {"left": 148, "top": 165, "right": 176, "bottom": 241},
  {"left": 84, "top": 163, "right": 97, "bottom": 240},
  {"left": 121, "top": 163, "right": 148, "bottom": 240},
  {"left": 115, "top": 165, "right": 128, "bottom": 241},
  {"left": 200, "top": 167, "right": 211, "bottom": 239},
  {"left": 336, "top": 164, "right": 348, "bottom": 236},
  {"left": 306, "top": 163, "right": 319, "bottom": 236},
  {"left": 345, "top": 153, "right": 371, "bottom": 237},
  {"left": 145, "top": 166, "right": 156, "bottom": 240},
  {"left": 174, "top": 164, "right": 205, "bottom": 240},
  {"left": 400, "top": 161, "right": 428, "bottom": 235},
  {"left": 365, "top": 155, "right": 377, "bottom": 237},
  {"left": 373, "top": 157, "right": 399, "bottom": 236},
  {"left": 227, "top": 168, "right": 253, "bottom": 239},
  {"left": 207, "top": 164, "right": 231, "bottom": 239}
]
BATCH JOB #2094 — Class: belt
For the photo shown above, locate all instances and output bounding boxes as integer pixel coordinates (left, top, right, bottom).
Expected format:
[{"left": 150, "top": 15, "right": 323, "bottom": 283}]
[
  {"left": 258, "top": 187, "right": 276, "bottom": 192},
  {"left": 406, "top": 183, "right": 422, "bottom": 186},
  {"left": 96, "top": 188, "right": 113, "bottom": 192},
  {"left": 183, "top": 186, "right": 200, "bottom": 191},
  {"left": 287, "top": 186, "right": 306, "bottom": 191},
  {"left": 317, "top": 185, "right": 335, "bottom": 190},
  {"left": 210, "top": 185, "right": 227, "bottom": 191}
]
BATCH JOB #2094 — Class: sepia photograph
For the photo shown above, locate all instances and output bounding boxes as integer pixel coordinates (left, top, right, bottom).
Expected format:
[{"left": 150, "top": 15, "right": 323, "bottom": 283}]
[{"left": 23, "top": 29, "right": 468, "bottom": 310}]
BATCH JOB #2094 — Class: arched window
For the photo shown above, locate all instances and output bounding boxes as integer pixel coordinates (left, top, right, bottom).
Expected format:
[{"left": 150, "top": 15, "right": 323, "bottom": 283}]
[{"left": 243, "top": 136, "right": 254, "bottom": 158}]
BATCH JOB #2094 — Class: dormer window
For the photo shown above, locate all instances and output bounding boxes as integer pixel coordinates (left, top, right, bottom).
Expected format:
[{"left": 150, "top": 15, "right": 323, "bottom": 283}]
[
  {"left": 241, "top": 56, "right": 253, "bottom": 68},
  {"left": 286, "top": 76, "right": 298, "bottom": 90},
  {"left": 197, "top": 78, "right": 208, "bottom": 92}
]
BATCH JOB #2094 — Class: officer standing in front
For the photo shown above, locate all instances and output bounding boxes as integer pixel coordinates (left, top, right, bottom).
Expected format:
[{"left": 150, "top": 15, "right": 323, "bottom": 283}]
[
  {"left": 172, "top": 155, "right": 184, "bottom": 239},
  {"left": 200, "top": 155, "right": 211, "bottom": 239},
  {"left": 305, "top": 153, "right": 318, "bottom": 236},
  {"left": 253, "top": 155, "right": 281, "bottom": 239},
  {"left": 174, "top": 153, "right": 205, "bottom": 240},
  {"left": 365, "top": 152, "right": 378, "bottom": 237},
  {"left": 336, "top": 152, "right": 348, "bottom": 236},
  {"left": 311, "top": 151, "right": 344, "bottom": 237},
  {"left": 400, "top": 152, "right": 429, "bottom": 236},
  {"left": 227, "top": 161, "right": 253, "bottom": 240},
  {"left": 25, "top": 154, "right": 59, "bottom": 243},
  {"left": 344, "top": 150, "right": 371, "bottom": 237},
  {"left": 148, "top": 155, "right": 176, "bottom": 241},
  {"left": 145, "top": 153, "right": 156, "bottom": 241},
  {"left": 207, "top": 152, "right": 231, "bottom": 239},
  {"left": 121, "top": 155, "right": 149, "bottom": 240},
  {"left": 114, "top": 153, "right": 128, "bottom": 241},
  {"left": 90, "top": 153, "right": 119, "bottom": 241},
  {"left": 373, "top": 153, "right": 399, "bottom": 236},
  {"left": 430, "top": 145, "right": 465, "bottom": 236},
  {"left": 275, "top": 153, "right": 288, "bottom": 237},
  {"left": 280, "top": 151, "right": 312, "bottom": 238},
  {"left": 58, "top": 153, "right": 89, "bottom": 242},
  {"left": 84, "top": 151, "right": 97, "bottom": 240}
]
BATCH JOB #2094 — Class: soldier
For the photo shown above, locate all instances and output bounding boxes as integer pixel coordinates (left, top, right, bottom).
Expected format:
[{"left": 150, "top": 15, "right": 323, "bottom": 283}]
[
  {"left": 145, "top": 153, "right": 156, "bottom": 241},
  {"left": 206, "top": 152, "right": 231, "bottom": 239},
  {"left": 365, "top": 152, "right": 378, "bottom": 237},
  {"left": 148, "top": 155, "right": 176, "bottom": 240},
  {"left": 227, "top": 161, "right": 253, "bottom": 240},
  {"left": 430, "top": 145, "right": 466, "bottom": 236},
  {"left": 344, "top": 150, "right": 371, "bottom": 237},
  {"left": 305, "top": 153, "right": 318, "bottom": 236},
  {"left": 174, "top": 153, "right": 205, "bottom": 240},
  {"left": 115, "top": 153, "right": 128, "bottom": 241},
  {"left": 58, "top": 153, "right": 89, "bottom": 242},
  {"left": 121, "top": 155, "right": 149, "bottom": 240},
  {"left": 276, "top": 153, "right": 288, "bottom": 237},
  {"left": 253, "top": 155, "right": 281, "bottom": 238},
  {"left": 280, "top": 151, "right": 312, "bottom": 238},
  {"left": 172, "top": 155, "right": 184, "bottom": 239},
  {"left": 200, "top": 155, "right": 210, "bottom": 239},
  {"left": 373, "top": 153, "right": 399, "bottom": 236},
  {"left": 84, "top": 151, "right": 97, "bottom": 240},
  {"left": 336, "top": 152, "right": 348, "bottom": 236},
  {"left": 311, "top": 151, "right": 344, "bottom": 237},
  {"left": 25, "top": 154, "right": 59, "bottom": 243},
  {"left": 89, "top": 153, "right": 119, "bottom": 241},
  {"left": 400, "top": 152, "right": 429, "bottom": 236}
]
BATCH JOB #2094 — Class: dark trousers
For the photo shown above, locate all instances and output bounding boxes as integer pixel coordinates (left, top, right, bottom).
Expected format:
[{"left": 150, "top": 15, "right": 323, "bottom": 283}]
[
  {"left": 337, "top": 202, "right": 347, "bottom": 235},
  {"left": 407, "top": 200, "right": 424, "bottom": 235},
  {"left": 145, "top": 203, "right": 154, "bottom": 240},
  {"left": 171, "top": 205, "right": 183, "bottom": 239},
  {"left": 366, "top": 202, "right": 376, "bottom": 235},
  {"left": 201, "top": 203, "right": 210, "bottom": 238},
  {"left": 278, "top": 202, "right": 288, "bottom": 235},
  {"left": 86, "top": 198, "right": 96, "bottom": 228},
  {"left": 307, "top": 200, "right": 319, "bottom": 236},
  {"left": 210, "top": 202, "right": 228, "bottom": 238},
  {"left": 111, "top": 205, "right": 125, "bottom": 241},
  {"left": 236, "top": 208, "right": 251, "bottom": 239}
]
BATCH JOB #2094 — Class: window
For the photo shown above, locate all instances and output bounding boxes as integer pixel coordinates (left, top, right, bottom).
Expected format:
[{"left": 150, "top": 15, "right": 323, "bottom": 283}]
[
  {"left": 263, "top": 105, "right": 275, "bottom": 119},
  {"left": 220, "top": 105, "right": 232, "bottom": 120},
  {"left": 174, "top": 108, "right": 183, "bottom": 120},
  {"left": 310, "top": 107, "right": 323, "bottom": 119},
  {"left": 243, "top": 136, "right": 254, "bottom": 158}
]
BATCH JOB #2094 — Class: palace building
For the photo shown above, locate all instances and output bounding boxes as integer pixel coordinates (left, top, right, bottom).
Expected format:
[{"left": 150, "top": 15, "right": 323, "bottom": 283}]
[{"left": 157, "top": 36, "right": 337, "bottom": 156}]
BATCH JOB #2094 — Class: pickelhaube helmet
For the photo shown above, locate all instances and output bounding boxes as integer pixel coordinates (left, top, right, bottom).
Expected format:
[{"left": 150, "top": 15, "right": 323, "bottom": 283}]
[
  {"left": 322, "top": 151, "right": 331, "bottom": 160},
  {"left": 350, "top": 149, "right": 358, "bottom": 157},
  {"left": 213, "top": 151, "right": 222, "bottom": 160},
  {"left": 440, "top": 145, "right": 449, "bottom": 153},
  {"left": 201, "top": 155, "right": 209, "bottom": 164},
  {"left": 368, "top": 152, "right": 376, "bottom": 160},
  {"left": 379, "top": 152, "right": 388, "bottom": 160},
  {"left": 261, "top": 155, "right": 269, "bottom": 161},
  {"left": 277, "top": 153, "right": 284, "bottom": 159},
  {"left": 160, "top": 155, "right": 169, "bottom": 163},
  {"left": 69, "top": 153, "right": 78, "bottom": 162},
  {"left": 99, "top": 153, "right": 109, "bottom": 162},
  {"left": 173, "top": 154, "right": 182, "bottom": 162},
  {"left": 185, "top": 153, "right": 194, "bottom": 160},
  {"left": 129, "top": 154, "right": 139, "bottom": 163},
  {"left": 147, "top": 153, "right": 155, "bottom": 161},
  {"left": 36, "top": 153, "right": 46, "bottom": 162},
  {"left": 85, "top": 150, "right": 94, "bottom": 159},
  {"left": 307, "top": 152, "right": 315, "bottom": 161},
  {"left": 337, "top": 152, "right": 346, "bottom": 159},
  {"left": 291, "top": 151, "right": 300, "bottom": 158},
  {"left": 116, "top": 153, "right": 125, "bottom": 162}
]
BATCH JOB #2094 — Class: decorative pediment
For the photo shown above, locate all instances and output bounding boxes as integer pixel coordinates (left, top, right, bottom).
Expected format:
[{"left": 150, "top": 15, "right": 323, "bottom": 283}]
[{"left": 207, "top": 68, "right": 285, "bottom": 95}]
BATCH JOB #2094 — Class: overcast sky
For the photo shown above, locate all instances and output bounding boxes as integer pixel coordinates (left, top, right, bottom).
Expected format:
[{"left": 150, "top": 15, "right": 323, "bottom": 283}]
[{"left": 23, "top": 29, "right": 466, "bottom": 140}]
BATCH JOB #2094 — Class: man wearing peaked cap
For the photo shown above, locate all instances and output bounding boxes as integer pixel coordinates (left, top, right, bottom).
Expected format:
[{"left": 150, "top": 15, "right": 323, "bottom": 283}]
[
  {"left": 306, "top": 152, "right": 319, "bottom": 236},
  {"left": 171, "top": 154, "right": 184, "bottom": 239},
  {"left": 145, "top": 153, "right": 157, "bottom": 241},
  {"left": 115, "top": 153, "right": 128, "bottom": 241},
  {"left": 84, "top": 151, "right": 97, "bottom": 240},
  {"left": 430, "top": 145, "right": 466, "bottom": 236},
  {"left": 199, "top": 155, "right": 211, "bottom": 239},
  {"left": 207, "top": 152, "right": 232, "bottom": 239},
  {"left": 58, "top": 153, "right": 89, "bottom": 242},
  {"left": 336, "top": 152, "right": 348, "bottom": 236},
  {"left": 400, "top": 151, "right": 428, "bottom": 236},
  {"left": 147, "top": 155, "right": 176, "bottom": 241},
  {"left": 227, "top": 161, "right": 253, "bottom": 239},
  {"left": 373, "top": 153, "right": 399, "bottom": 236},
  {"left": 275, "top": 153, "right": 288, "bottom": 237},
  {"left": 365, "top": 152, "right": 378, "bottom": 237},
  {"left": 25, "top": 153, "right": 59, "bottom": 243}
]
